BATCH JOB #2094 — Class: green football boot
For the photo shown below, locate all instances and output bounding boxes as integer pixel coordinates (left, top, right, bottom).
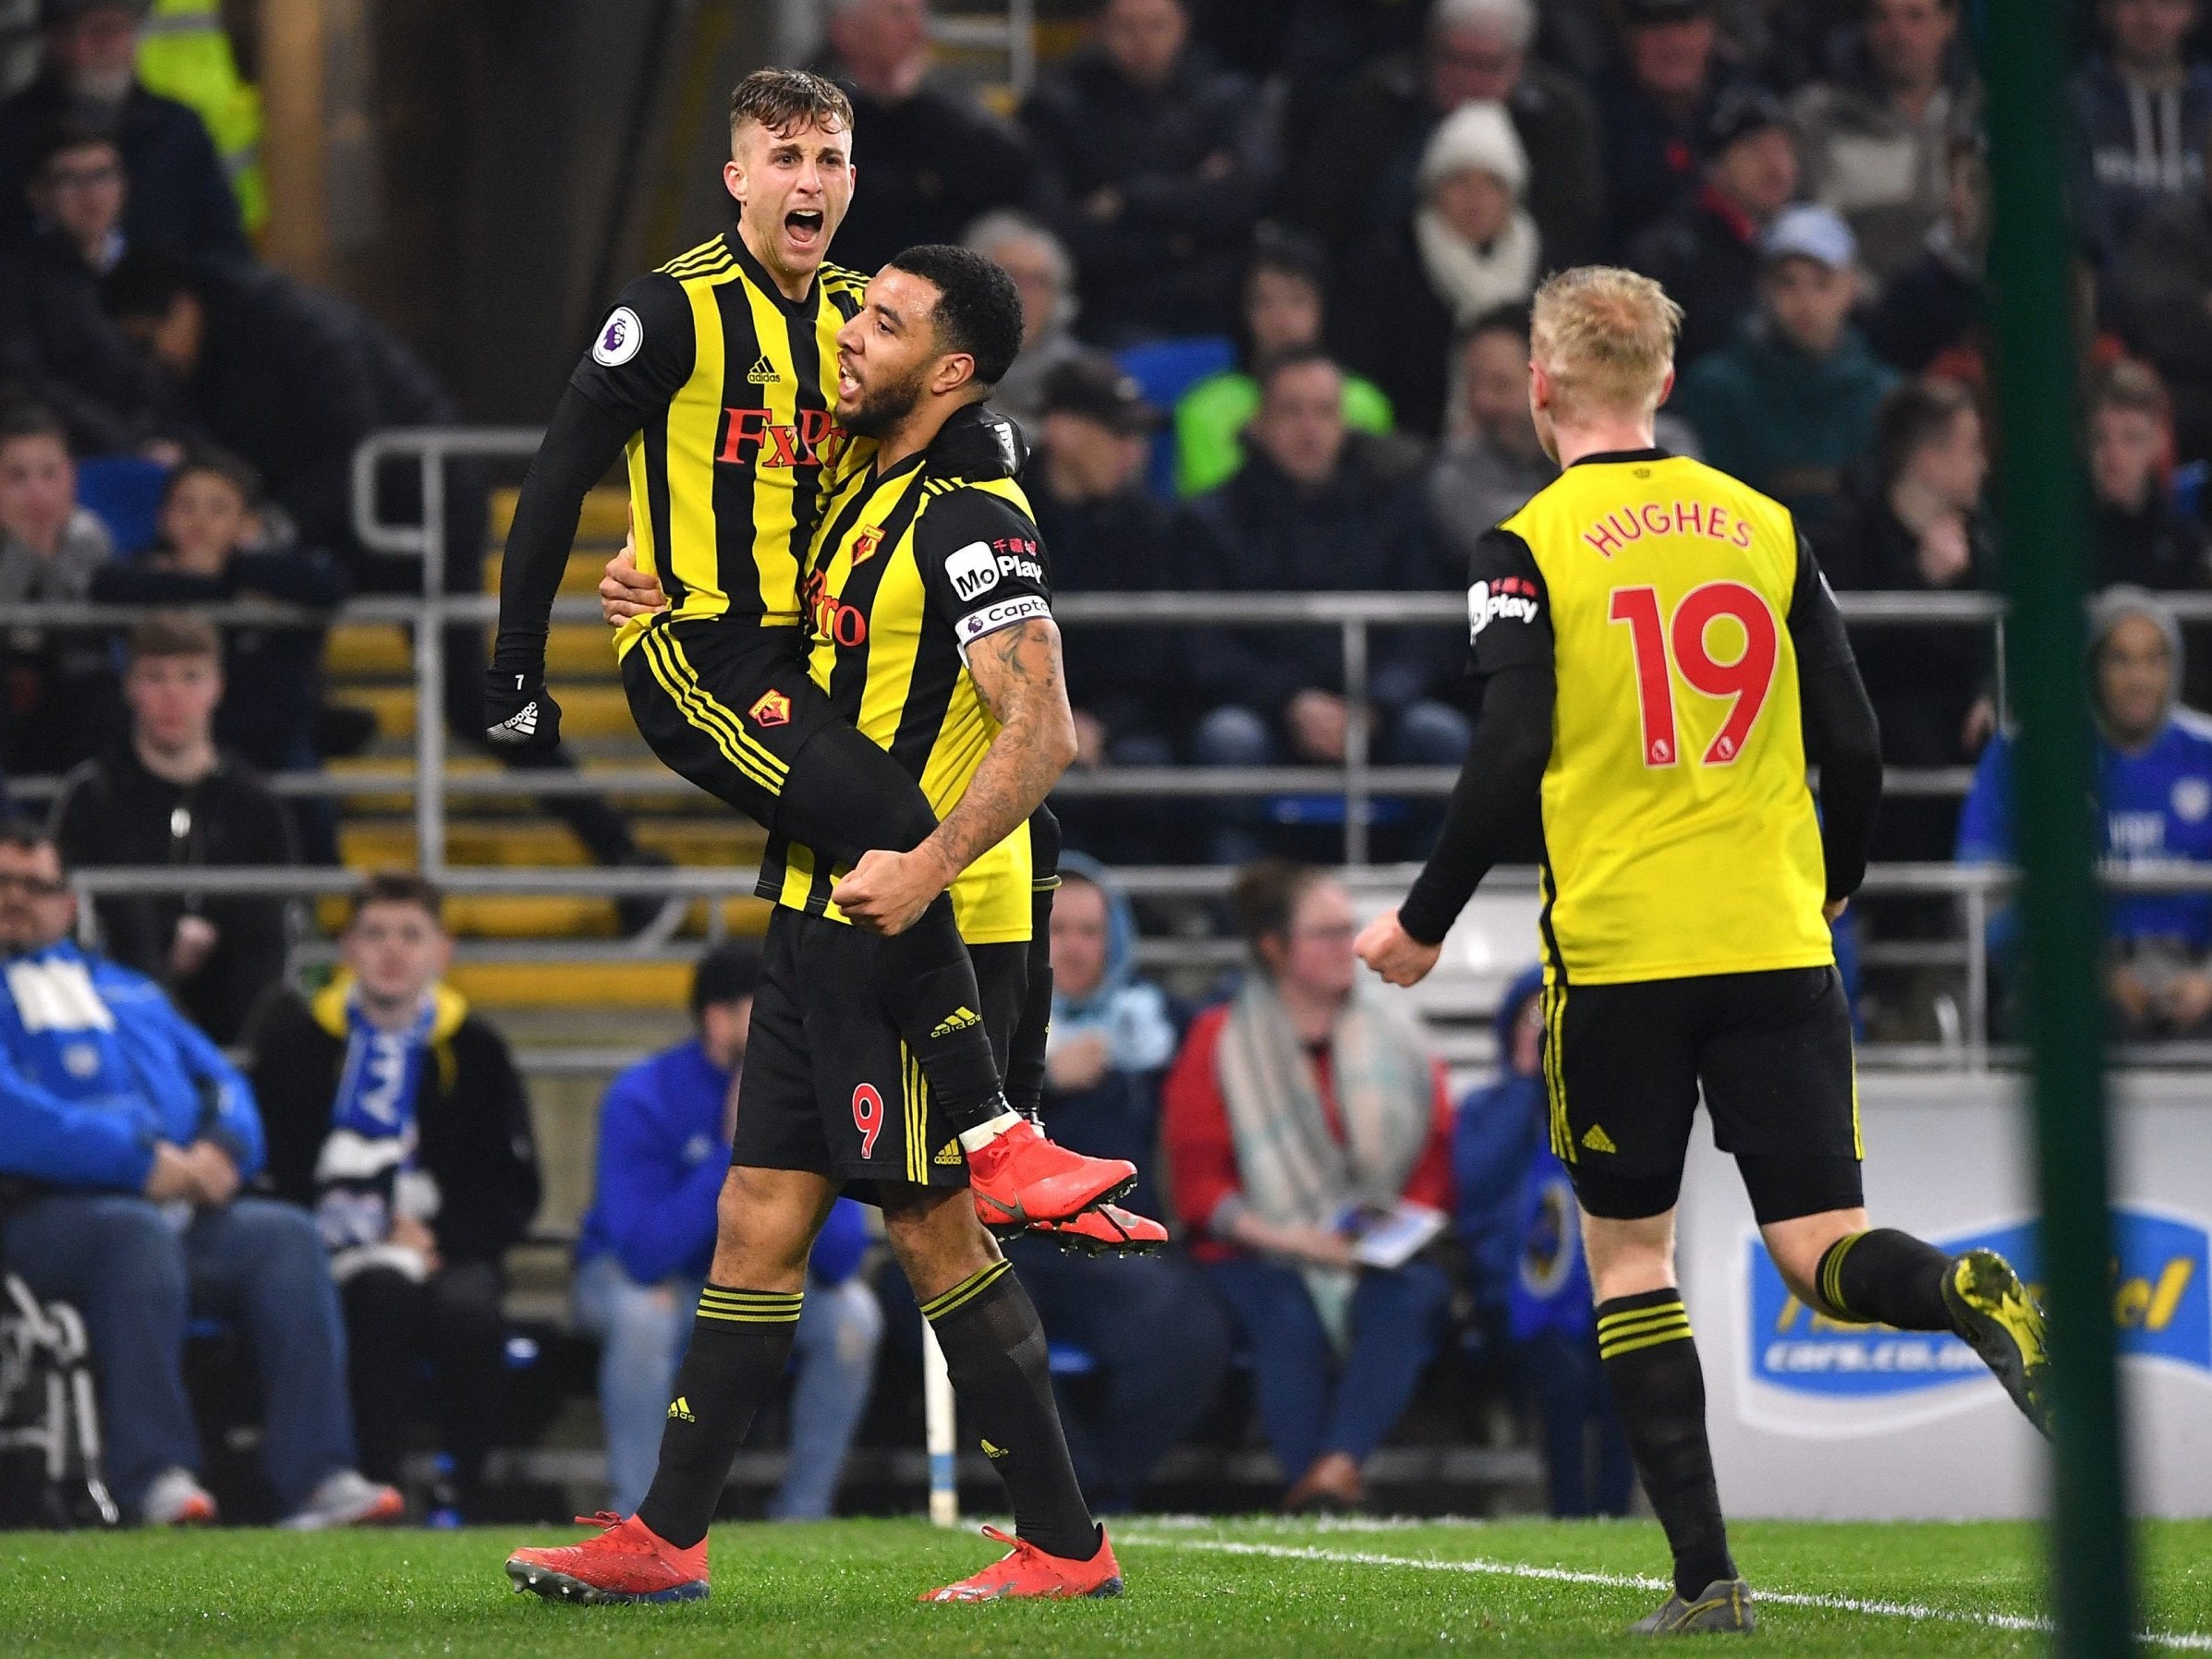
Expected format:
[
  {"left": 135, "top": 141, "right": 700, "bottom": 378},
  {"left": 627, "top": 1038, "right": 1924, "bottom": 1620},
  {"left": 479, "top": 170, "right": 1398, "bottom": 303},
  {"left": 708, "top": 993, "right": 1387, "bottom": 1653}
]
[
  {"left": 1942, "top": 1247, "right": 2053, "bottom": 1437},
  {"left": 1629, "top": 1579, "right": 1756, "bottom": 1635}
]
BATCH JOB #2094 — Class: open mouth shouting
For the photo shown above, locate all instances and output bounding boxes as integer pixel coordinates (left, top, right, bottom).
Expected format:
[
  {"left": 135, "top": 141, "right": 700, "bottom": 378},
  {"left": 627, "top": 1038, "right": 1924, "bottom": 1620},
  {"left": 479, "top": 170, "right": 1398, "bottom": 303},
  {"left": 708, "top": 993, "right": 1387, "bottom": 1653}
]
[{"left": 784, "top": 208, "right": 826, "bottom": 253}]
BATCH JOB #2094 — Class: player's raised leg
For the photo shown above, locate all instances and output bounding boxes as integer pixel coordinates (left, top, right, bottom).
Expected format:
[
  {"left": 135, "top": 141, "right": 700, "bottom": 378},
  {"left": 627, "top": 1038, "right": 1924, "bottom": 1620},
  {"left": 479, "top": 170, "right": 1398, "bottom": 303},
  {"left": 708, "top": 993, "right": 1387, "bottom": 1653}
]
[
  {"left": 882, "top": 1185, "right": 1121, "bottom": 1602},
  {"left": 1581, "top": 1208, "right": 1756, "bottom": 1635},
  {"left": 1764, "top": 1205, "right": 2050, "bottom": 1434},
  {"left": 504, "top": 1163, "right": 836, "bottom": 1605}
]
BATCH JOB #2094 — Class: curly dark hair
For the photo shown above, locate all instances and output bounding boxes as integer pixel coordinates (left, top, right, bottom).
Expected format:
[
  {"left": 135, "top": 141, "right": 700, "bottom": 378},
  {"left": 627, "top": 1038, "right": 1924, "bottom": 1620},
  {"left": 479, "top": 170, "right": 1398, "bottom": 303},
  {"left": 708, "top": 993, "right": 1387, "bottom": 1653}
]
[{"left": 884, "top": 244, "right": 1026, "bottom": 388}]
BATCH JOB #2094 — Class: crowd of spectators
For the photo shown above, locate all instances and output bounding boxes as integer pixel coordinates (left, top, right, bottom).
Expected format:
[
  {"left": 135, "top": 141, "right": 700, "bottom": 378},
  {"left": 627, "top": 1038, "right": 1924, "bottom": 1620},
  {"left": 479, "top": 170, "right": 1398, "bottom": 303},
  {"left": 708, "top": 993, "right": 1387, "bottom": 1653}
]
[
  {"left": 0, "top": 0, "right": 667, "bottom": 926},
  {"left": 16, "top": 0, "right": 2212, "bottom": 1531},
  {"left": 10, "top": 0, "right": 2212, "bottom": 902}
]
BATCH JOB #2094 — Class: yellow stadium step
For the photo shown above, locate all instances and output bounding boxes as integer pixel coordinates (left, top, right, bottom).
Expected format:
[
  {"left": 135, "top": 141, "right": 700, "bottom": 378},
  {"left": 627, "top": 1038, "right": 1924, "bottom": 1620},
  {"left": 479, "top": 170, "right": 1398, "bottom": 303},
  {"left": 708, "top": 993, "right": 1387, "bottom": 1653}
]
[
  {"left": 450, "top": 959, "right": 692, "bottom": 1010},
  {"left": 488, "top": 484, "right": 630, "bottom": 545},
  {"left": 314, "top": 891, "right": 773, "bottom": 941},
  {"left": 354, "top": 683, "right": 638, "bottom": 743},
  {"left": 327, "top": 620, "right": 618, "bottom": 681},
  {"left": 340, "top": 819, "right": 764, "bottom": 869},
  {"left": 483, "top": 546, "right": 629, "bottom": 599},
  {"left": 315, "top": 757, "right": 732, "bottom": 820}
]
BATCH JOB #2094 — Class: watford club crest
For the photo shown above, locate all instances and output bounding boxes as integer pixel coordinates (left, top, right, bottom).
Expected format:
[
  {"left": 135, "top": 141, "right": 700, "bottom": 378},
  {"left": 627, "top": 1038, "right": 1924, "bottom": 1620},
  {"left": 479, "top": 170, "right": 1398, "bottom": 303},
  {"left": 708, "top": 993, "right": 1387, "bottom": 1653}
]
[
  {"left": 851, "top": 526, "right": 883, "bottom": 566},
  {"left": 748, "top": 690, "right": 792, "bottom": 728}
]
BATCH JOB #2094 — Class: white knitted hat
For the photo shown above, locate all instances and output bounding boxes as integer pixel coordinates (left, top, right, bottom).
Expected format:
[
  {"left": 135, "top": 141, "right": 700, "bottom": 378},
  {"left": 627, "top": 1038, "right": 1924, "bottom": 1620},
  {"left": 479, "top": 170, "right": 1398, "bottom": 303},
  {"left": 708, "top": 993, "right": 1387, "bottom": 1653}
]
[{"left": 1418, "top": 101, "right": 1527, "bottom": 199}]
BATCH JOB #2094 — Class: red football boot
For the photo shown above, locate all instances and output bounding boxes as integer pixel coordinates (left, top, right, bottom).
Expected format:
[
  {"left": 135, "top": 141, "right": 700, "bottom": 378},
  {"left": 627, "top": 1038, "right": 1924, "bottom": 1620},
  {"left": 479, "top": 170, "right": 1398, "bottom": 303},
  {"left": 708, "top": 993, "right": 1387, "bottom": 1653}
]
[
  {"left": 504, "top": 1512, "right": 710, "bottom": 1605},
  {"left": 1025, "top": 1203, "right": 1169, "bottom": 1255},
  {"left": 967, "top": 1120, "right": 1136, "bottom": 1228},
  {"left": 919, "top": 1524, "right": 1124, "bottom": 1603}
]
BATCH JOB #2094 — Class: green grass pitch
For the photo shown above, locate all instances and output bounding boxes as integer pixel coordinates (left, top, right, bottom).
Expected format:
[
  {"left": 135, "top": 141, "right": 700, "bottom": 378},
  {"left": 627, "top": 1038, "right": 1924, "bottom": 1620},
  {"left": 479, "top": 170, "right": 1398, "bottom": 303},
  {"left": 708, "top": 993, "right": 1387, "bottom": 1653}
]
[{"left": 5, "top": 1516, "right": 2208, "bottom": 1656}]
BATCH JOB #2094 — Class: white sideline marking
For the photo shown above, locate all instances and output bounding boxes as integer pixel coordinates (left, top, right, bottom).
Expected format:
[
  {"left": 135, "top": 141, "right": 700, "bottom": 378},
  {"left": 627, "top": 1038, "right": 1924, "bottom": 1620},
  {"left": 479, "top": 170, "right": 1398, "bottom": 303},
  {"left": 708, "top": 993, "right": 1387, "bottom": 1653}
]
[{"left": 1118, "top": 1534, "right": 2212, "bottom": 1653}]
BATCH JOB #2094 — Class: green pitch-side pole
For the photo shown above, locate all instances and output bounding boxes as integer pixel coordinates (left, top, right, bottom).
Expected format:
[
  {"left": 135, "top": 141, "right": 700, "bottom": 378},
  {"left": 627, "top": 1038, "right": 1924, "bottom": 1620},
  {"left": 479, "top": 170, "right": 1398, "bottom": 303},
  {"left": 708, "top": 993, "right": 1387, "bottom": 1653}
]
[{"left": 1978, "top": 7, "right": 2134, "bottom": 1654}]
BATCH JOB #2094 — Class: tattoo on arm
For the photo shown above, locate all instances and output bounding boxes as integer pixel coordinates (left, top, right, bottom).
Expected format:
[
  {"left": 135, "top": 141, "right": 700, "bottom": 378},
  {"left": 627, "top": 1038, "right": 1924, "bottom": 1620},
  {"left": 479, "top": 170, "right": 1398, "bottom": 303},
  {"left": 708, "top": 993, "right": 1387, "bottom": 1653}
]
[{"left": 922, "top": 619, "right": 1077, "bottom": 880}]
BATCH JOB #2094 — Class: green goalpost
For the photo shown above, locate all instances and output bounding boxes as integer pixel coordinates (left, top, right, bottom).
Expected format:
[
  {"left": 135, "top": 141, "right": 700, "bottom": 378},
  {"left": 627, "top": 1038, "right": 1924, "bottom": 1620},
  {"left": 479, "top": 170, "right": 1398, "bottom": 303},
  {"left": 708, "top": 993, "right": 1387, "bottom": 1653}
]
[{"left": 1979, "top": 6, "right": 2135, "bottom": 1653}]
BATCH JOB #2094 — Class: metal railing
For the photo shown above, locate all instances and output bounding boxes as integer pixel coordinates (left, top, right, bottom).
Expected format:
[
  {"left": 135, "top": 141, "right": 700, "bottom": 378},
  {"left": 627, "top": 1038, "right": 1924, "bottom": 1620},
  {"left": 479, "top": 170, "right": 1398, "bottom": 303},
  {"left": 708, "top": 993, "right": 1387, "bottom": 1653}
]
[
  {"left": 0, "top": 584, "right": 2011, "bottom": 852},
  {"left": 16, "top": 424, "right": 2058, "bottom": 862}
]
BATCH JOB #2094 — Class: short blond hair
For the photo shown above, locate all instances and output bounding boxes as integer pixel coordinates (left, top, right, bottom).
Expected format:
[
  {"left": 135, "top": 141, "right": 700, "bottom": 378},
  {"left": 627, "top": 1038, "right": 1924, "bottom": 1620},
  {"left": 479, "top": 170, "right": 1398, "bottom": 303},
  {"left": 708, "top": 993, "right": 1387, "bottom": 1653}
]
[{"left": 1529, "top": 266, "right": 1682, "bottom": 423}]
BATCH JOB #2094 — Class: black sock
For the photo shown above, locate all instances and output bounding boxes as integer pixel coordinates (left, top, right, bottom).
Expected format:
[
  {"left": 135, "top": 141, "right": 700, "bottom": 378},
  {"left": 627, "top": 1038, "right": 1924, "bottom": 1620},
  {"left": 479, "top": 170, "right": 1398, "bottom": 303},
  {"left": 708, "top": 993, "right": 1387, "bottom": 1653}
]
[
  {"left": 635, "top": 1285, "right": 802, "bottom": 1549},
  {"left": 1597, "top": 1290, "right": 1736, "bottom": 1598},
  {"left": 922, "top": 1259, "right": 1100, "bottom": 1562},
  {"left": 1004, "top": 808, "right": 1061, "bottom": 1119},
  {"left": 877, "top": 895, "right": 1007, "bottom": 1131},
  {"left": 1815, "top": 1229, "right": 1953, "bottom": 1330}
]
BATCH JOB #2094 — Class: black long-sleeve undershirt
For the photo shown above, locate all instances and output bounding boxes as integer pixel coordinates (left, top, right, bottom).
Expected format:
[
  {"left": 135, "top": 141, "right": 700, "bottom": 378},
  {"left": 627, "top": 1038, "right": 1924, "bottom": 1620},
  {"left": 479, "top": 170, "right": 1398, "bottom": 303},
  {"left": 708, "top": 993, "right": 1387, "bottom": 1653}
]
[
  {"left": 1400, "top": 660, "right": 1555, "bottom": 944},
  {"left": 491, "top": 386, "right": 636, "bottom": 664},
  {"left": 1794, "top": 593, "right": 1884, "bottom": 906}
]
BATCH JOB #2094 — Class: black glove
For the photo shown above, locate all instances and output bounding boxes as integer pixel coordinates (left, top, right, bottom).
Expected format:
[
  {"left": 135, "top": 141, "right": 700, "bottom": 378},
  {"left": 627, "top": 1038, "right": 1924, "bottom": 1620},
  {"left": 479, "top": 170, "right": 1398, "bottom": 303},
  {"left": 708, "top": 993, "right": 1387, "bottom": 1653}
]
[{"left": 485, "top": 642, "right": 563, "bottom": 749}]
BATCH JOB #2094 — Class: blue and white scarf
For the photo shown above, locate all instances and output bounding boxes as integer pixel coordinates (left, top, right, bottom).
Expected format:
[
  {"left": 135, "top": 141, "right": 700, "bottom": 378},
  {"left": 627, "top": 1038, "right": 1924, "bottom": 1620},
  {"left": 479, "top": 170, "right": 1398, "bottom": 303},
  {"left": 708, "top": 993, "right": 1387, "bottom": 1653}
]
[{"left": 314, "top": 992, "right": 441, "bottom": 1279}]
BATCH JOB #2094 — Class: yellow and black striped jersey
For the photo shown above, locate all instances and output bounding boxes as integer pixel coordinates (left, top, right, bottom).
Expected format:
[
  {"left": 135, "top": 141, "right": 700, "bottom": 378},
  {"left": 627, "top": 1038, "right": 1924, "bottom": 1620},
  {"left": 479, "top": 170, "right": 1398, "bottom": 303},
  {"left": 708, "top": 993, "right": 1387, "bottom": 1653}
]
[
  {"left": 759, "top": 405, "right": 1048, "bottom": 944},
  {"left": 1480, "top": 451, "right": 1835, "bottom": 983},
  {"left": 567, "top": 229, "right": 874, "bottom": 658}
]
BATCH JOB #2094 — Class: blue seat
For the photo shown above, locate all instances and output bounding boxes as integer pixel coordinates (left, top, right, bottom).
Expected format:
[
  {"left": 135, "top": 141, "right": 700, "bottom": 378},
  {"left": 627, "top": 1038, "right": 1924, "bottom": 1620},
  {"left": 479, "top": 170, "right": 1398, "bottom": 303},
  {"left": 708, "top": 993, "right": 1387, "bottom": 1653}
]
[
  {"left": 75, "top": 455, "right": 170, "bottom": 557},
  {"left": 1046, "top": 1339, "right": 1100, "bottom": 1378},
  {"left": 1265, "top": 794, "right": 1409, "bottom": 830},
  {"left": 2175, "top": 459, "right": 2209, "bottom": 523},
  {"left": 1114, "top": 336, "right": 1234, "bottom": 500}
]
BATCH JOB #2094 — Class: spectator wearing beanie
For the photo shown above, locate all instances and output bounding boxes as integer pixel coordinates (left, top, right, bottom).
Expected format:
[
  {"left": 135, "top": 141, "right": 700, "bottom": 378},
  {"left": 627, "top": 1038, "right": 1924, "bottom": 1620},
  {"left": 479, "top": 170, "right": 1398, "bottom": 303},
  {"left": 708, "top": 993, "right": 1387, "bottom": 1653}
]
[
  {"left": 1337, "top": 100, "right": 1541, "bottom": 438},
  {"left": 1291, "top": 0, "right": 1606, "bottom": 269}
]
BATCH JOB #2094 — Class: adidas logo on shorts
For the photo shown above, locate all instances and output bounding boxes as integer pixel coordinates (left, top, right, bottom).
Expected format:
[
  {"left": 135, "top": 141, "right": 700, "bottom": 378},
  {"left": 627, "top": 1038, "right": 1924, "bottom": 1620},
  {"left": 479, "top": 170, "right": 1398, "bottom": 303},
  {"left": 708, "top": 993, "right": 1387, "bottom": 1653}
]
[
  {"left": 934, "top": 1139, "right": 963, "bottom": 1167},
  {"left": 1582, "top": 1123, "right": 1618, "bottom": 1155},
  {"left": 930, "top": 1007, "right": 980, "bottom": 1039}
]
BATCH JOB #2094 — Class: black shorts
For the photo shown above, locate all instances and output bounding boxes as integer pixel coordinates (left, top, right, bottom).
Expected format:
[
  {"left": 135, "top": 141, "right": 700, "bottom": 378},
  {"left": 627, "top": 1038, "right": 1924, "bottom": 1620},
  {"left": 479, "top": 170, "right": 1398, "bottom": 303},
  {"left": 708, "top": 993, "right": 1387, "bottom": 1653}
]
[
  {"left": 730, "top": 906, "right": 1028, "bottom": 1200},
  {"left": 623, "top": 616, "right": 942, "bottom": 867},
  {"left": 1544, "top": 964, "right": 1865, "bottom": 1226}
]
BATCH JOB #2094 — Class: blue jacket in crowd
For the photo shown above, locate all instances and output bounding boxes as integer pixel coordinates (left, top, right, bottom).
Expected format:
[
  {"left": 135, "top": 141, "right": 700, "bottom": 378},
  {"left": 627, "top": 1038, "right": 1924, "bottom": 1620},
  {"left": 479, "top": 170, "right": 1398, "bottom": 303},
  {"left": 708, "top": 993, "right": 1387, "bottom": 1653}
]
[
  {"left": 1958, "top": 711, "right": 2212, "bottom": 953},
  {"left": 1452, "top": 965, "right": 1547, "bottom": 1339},
  {"left": 0, "top": 939, "right": 262, "bottom": 1193},
  {"left": 576, "top": 1036, "right": 868, "bottom": 1288}
]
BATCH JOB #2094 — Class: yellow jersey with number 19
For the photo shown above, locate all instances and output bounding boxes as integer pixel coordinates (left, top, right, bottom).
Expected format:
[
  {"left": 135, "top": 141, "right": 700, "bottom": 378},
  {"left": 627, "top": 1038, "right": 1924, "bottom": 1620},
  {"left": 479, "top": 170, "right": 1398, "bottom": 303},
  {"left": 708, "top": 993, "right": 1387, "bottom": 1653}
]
[{"left": 1489, "top": 451, "right": 1833, "bottom": 984}]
